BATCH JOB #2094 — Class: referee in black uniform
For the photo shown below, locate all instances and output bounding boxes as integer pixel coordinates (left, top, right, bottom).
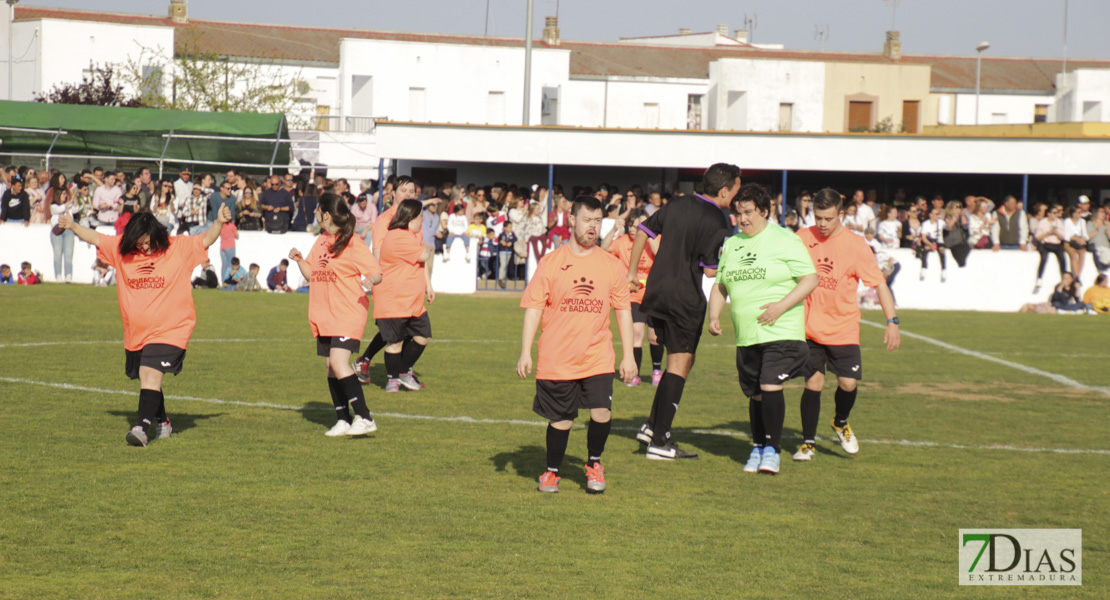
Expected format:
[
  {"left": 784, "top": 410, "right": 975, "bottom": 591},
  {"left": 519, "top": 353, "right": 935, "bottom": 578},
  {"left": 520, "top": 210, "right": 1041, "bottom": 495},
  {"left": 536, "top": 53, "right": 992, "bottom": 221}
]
[{"left": 627, "top": 163, "right": 740, "bottom": 460}]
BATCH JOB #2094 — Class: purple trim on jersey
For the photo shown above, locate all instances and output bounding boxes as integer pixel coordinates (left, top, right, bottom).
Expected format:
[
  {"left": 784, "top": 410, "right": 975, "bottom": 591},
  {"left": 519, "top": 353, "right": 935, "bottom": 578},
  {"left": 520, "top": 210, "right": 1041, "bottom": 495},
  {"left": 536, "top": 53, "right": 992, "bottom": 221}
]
[
  {"left": 699, "top": 262, "right": 718, "bottom": 269},
  {"left": 695, "top": 193, "right": 720, "bottom": 208},
  {"left": 638, "top": 223, "right": 657, "bottom": 239}
]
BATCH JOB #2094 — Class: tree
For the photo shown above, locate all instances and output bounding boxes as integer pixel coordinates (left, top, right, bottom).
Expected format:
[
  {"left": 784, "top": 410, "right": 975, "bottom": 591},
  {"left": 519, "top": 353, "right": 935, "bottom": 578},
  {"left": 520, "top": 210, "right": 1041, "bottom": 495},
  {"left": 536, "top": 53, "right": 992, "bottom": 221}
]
[
  {"left": 122, "top": 28, "right": 311, "bottom": 118},
  {"left": 34, "top": 63, "right": 143, "bottom": 107}
]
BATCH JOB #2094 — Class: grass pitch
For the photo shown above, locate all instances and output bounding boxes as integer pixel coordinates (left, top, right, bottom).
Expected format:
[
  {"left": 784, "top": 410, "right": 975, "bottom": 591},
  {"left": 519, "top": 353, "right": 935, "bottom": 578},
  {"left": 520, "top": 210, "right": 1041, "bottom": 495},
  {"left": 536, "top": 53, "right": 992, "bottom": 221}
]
[{"left": 0, "top": 286, "right": 1106, "bottom": 599}]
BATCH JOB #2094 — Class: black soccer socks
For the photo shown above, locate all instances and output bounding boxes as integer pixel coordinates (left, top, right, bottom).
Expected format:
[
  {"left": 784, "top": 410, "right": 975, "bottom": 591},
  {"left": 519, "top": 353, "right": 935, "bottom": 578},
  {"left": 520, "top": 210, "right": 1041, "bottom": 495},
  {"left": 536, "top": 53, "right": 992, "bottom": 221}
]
[
  {"left": 338, "top": 375, "right": 370, "bottom": 420},
  {"left": 546, "top": 425, "right": 571, "bottom": 472},
  {"left": 587, "top": 419, "right": 612, "bottom": 465},
  {"left": 748, "top": 397, "right": 765, "bottom": 449},
  {"left": 137, "top": 388, "right": 160, "bottom": 428},
  {"left": 401, "top": 339, "right": 427, "bottom": 372},
  {"left": 761, "top": 389, "right": 786, "bottom": 452},
  {"left": 632, "top": 347, "right": 643, "bottom": 373},
  {"left": 649, "top": 343, "right": 664, "bottom": 370},
  {"left": 384, "top": 351, "right": 404, "bottom": 380},
  {"left": 327, "top": 377, "right": 351, "bottom": 423},
  {"left": 650, "top": 372, "right": 686, "bottom": 445},
  {"left": 834, "top": 387, "right": 858, "bottom": 426},
  {"left": 359, "top": 332, "right": 386, "bottom": 362},
  {"left": 800, "top": 388, "right": 822, "bottom": 444}
]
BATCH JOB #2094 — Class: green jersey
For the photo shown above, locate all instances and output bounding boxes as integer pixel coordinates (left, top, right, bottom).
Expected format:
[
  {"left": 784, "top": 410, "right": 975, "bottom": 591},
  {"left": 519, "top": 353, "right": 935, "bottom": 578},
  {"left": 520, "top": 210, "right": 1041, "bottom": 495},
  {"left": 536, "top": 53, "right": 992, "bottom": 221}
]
[{"left": 715, "top": 223, "right": 816, "bottom": 347}]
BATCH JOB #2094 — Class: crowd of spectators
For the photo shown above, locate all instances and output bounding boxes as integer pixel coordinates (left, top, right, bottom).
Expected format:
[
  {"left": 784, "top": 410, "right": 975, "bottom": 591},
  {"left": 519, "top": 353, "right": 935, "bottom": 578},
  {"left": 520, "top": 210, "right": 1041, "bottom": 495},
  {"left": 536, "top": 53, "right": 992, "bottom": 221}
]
[{"left": 2, "top": 163, "right": 1108, "bottom": 313}]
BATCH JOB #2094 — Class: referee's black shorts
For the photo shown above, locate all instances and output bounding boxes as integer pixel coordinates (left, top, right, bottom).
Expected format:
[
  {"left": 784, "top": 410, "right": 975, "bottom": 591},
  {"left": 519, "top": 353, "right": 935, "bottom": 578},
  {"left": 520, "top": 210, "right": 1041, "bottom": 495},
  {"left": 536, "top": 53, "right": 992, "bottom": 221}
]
[
  {"left": 124, "top": 344, "right": 186, "bottom": 380},
  {"left": 736, "top": 340, "right": 809, "bottom": 398},
  {"left": 376, "top": 312, "right": 433, "bottom": 344},
  {"left": 630, "top": 302, "right": 648, "bottom": 324},
  {"left": 534, "top": 373, "right": 614, "bottom": 422},
  {"left": 646, "top": 315, "right": 701, "bottom": 354},
  {"left": 806, "top": 340, "right": 863, "bottom": 380}
]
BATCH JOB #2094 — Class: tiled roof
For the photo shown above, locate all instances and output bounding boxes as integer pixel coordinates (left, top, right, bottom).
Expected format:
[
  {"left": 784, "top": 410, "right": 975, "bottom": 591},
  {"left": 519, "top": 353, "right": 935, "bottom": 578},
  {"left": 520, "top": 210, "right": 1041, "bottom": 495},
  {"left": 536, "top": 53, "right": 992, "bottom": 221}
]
[{"left": 17, "top": 6, "right": 1110, "bottom": 92}]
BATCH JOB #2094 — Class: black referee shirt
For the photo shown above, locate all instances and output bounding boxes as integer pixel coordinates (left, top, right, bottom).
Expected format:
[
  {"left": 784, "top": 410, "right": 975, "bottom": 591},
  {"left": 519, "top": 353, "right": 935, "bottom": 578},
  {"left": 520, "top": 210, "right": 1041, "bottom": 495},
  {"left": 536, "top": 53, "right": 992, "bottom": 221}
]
[{"left": 638, "top": 194, "right": 730, "bottom": 332}]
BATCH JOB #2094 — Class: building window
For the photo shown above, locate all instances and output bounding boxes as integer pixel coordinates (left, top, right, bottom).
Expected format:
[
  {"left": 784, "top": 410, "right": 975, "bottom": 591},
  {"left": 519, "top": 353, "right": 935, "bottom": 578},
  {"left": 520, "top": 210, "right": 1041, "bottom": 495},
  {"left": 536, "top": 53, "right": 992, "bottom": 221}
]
[
  {"left": 848, "top": 101, "right": 872, "bottom": 131},
  {"left": 1034, "top": 104, "right": 1049, "bottom": 123},
  {"left": 727, "top": 91, "right": 748, "bottom": 131},
  {"left": 409, "top": 87, "right": 426, "bottom": 122},
  {"left": 487, "top": 91, "right": 506, "bottom": 125},
  {"left": 687, "top": 94, "right": 704, "bottom": 130},
  {"left": 541, "top": 87, "right": 559, "bottom": 126},
  {"left": 991, "top": 112, "right": 1007, "bottom": 125},
  {"left": 778, "top": 102, "right": 793, "bottom": 132},
  {"left": 315, "top": 105, "right": 331, "bottom": 132},
  {"left": 902, "top": 100, "right": 920, "bottom": 133},
  {"left": 1082, "top": 101, "right": 1102, "bottom": 122},
  {"left": 643, "top": 103, "right": 660, "bottom": 129}
]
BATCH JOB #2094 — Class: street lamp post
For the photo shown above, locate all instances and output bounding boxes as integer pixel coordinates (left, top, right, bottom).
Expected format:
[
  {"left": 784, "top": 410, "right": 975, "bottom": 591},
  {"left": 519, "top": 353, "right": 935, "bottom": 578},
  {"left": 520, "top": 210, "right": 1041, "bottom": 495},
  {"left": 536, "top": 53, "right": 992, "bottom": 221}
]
[
  {"left": 7, "top": 0, "right": 19, "bottom": 102},
  {"left": 975, "top": 41, "right": 990, "bottom": 126}
]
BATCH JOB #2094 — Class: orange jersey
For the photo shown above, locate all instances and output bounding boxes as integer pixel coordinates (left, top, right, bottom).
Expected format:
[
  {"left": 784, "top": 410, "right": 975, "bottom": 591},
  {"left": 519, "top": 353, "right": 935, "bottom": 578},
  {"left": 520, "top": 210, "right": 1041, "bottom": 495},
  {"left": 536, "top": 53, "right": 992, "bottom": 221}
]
[
  {"left": 609, "top": 233, "right": 656, "bottom": 304},
  {"left": 373, "top": 228, "right": 427, "bottom": 319},
  {"left": 521, "top": 244, "right": 631, "bottom": 380},
  {"left": 96, "top": 233, "right": 208, "bottom": 351},
  {"left": 307, "top": 233, "right": 381, "bottom": 339},
  {"left": 797, "top": 225, "right": 885, "bottom": 345},
  {"left": 371, "top": 204, "right": 399, "bottom": 255}
]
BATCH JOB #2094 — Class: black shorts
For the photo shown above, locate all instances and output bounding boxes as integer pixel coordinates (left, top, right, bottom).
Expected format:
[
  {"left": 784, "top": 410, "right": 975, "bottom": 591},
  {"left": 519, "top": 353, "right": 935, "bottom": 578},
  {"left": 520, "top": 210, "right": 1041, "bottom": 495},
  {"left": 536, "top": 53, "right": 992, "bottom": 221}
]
[
  {"left": 736, "top": 341, "right": 809, "bottom": 398},
  {"left": 377, "top": 312, "right": 433, "bottom": 344},
  {"left": 646, "top": 315, "right": 701, "bottom": 354},
  {"left": 534, "top": 373, "right": 614, "bottom": 422},
  {"left": 1068, "top": 240, "right": 1087, "bottom": 250},
  {"left": 806, "top": 340, "right": 863, "bottom": 380},
  {"left": 630, "top": 302, "right": 647, "bottom": 324},
  {"left": 316, "top": 335, "right": 361, "bottom": 357},
  {"left": 124, "top": 344, "right": 186, "bottom": 380}
]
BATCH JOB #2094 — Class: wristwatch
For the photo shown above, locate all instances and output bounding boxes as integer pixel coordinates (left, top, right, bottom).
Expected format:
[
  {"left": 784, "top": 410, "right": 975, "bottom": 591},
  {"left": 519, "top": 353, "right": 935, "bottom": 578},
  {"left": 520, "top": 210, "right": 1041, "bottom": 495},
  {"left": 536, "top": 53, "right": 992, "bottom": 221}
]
[{"left": 887, "top": 317, "right": 900, "bottom": 325}]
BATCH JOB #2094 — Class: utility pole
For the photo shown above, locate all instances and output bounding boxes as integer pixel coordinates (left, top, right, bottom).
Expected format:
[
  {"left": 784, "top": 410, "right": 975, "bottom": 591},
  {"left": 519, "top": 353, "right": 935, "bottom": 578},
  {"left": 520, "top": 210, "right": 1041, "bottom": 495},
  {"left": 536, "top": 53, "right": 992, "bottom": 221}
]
[{"left": 523, "top": 0, "right": 533, "bottom": 125}]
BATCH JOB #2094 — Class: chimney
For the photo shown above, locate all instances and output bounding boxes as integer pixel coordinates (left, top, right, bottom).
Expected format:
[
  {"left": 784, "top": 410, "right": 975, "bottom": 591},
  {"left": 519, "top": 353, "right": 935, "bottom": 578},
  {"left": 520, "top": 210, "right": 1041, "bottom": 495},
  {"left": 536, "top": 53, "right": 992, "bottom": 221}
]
[
  {"left": 169, "top": 0, "right": 188, "bottom": 24},
  {"left": 734, "top": 29, "right": 749, "bottom": 43},
  {"left": 716, "top": 24, "right": 729, "bottom": 37},
  {"left": 542, "top": 16, "right": 560, "bottom": 46},
  {"left": 678, "top": 28, "right": 692, "bottom": 35},
  {"left": 883, "top": 30, "right": 902, "bottom": 60}
]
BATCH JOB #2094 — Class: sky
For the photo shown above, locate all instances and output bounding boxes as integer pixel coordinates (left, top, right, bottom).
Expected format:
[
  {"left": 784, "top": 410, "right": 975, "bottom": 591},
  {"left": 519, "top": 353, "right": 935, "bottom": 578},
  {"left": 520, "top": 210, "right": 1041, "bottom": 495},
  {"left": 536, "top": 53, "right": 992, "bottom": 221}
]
[{"left": 16, "top": 0, "right": 1110, "bottom": 60}]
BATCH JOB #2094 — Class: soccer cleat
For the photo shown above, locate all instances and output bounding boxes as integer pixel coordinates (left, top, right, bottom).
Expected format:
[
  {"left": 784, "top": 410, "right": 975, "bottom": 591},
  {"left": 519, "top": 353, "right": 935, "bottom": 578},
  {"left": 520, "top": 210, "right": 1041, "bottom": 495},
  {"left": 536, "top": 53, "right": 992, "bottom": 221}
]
[
  {"left": 635, "top": 423, "right": 653, "bottom": 445},
  {"left": 743, "top": 447, "right": 763, "bottom": 473},
  {"left": 625, "top": 375, "right": 641, "bottom": 387},
  {"left": 646, "top": 441, "right": 698, "bottom": 460},
  {"left": 154, "top": 420, "right": 173, "bottom": 441},
  {"left": 831, "top": 420, "right": 860, "bottom": 454},
  {"left": 792, "top": 443, "right": 816, "bottom": 462},
  {"left": 324, "top": 420, "right": 352, "bottom": 437},
  {"left": 651, "top": 369, "right": 663, "bottom": 386},
  {"left": 125, "top": 426, "right": 148, "bottom": 447},
  {"left": 758, "top": 447, "right": 781, "bottom": 474},
  {"left": 585, "top": 462, "right": 607, "bottom": 493},
  {"left": 537, "top": 470, "right": 560, "bottom": 493},
  {"left": 385, "top": 379, "right": 401, "bottom": 393},
  {"left": 354, "top": 358, "right": 372, "bottom": 384},
  {"left": 401, "top": 369, "right": 425, "bottom": 389},
  {"left": 346, "top": 415, "right": 378, "bottom": 436}
]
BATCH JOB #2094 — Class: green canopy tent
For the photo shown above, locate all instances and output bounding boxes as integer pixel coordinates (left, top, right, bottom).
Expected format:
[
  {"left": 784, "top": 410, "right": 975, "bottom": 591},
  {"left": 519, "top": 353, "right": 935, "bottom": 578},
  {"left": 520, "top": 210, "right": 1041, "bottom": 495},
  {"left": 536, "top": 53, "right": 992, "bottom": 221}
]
[{"left": 0, "top": 100, "right": 290, "bottom": 173}]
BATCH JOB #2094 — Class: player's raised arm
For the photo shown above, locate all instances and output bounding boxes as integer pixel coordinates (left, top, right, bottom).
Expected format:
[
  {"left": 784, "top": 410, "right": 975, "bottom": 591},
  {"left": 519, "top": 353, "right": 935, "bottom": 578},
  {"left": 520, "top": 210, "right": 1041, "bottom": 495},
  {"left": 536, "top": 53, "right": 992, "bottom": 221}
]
[
  {"left": 58, "top": 212, "right": 100, "bottom": 247},
  {"left": 201, "top": 205, "right": 232, "bottom": 249}
]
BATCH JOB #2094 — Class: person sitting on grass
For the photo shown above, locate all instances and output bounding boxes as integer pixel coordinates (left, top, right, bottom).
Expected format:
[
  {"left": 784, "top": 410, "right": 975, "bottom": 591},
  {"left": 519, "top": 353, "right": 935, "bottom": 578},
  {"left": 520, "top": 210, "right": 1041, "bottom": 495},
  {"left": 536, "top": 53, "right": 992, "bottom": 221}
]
[
  {"left": 1081, "top": 274, "right": 1110, "bottom": 315},
  {"left": 191, "top": 260, "right": 217, "bottom": 289},
  {"left": 0, "top": 263, "right": 13, "bottom": 285},
  {"left": 238, "top": 263, "right": 263, "bottom": 292},
  {"left": 222, "top": 257, "right": 246, "bottom": 290},
  {"left": 267, "top": 259, "right": 294, "bottom": 292}
]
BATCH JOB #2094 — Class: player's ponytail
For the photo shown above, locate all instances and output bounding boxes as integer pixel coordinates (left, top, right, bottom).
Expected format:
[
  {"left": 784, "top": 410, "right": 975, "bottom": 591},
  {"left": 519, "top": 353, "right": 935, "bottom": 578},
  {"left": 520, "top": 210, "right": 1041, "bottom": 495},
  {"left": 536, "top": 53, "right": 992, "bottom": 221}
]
[{"left": 319, "top": 193, "right": 355, "bottom": 257}]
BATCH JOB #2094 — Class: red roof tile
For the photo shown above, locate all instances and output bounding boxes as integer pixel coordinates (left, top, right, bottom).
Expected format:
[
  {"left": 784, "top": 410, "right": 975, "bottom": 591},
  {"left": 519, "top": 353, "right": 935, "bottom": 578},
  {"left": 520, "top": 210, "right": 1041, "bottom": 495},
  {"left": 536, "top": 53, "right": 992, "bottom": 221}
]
[{"left": 17, "top": 6, "right": 1110, "bottom": 92}]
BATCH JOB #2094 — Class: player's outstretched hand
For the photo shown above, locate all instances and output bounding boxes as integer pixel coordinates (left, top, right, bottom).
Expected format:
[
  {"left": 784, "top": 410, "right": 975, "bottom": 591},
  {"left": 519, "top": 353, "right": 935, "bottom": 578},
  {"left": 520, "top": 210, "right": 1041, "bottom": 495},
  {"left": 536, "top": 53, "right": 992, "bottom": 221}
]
[
  {"left": 757, "top": 302, "right": 786, "bottom": 327},
  {"left": 516, "top": 354, "right": 532, "bottom": 379},
  {"left": 618, "top": 356, "right": 637, "bottom": 384},
  {"left": 708, "top": 317, "right": 723, "bottom": 336},
  {"left": 884, "top": 323, "right": 901, "bottom": 351},
  {"left": 288, "top": 248, "right": 303, "bottom": 262}
]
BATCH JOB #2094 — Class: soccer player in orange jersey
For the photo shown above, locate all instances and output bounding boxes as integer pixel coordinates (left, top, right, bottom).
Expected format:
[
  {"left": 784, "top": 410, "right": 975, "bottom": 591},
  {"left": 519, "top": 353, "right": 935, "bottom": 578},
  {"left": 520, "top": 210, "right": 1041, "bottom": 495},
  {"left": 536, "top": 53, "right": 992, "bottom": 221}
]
[
  {"left": 518, "top": 196, "right": 637, "bottom": 494},
  {"left": 794, "top": 188, "right": 900, "bottom": 461},
  {"left": 354, "top": 176, "right": 420, "bottom": 382},
  {"left": 605, "top": 208, "right": 664, "bottom": 386},
  {"left": 289, "top": 193, "right": 382, "bottom": 437},
  {"left": 375, "top": 199, "right": 435, "bottom": 393},
  {"left": 58, "top": 205, "right": 233, "bottom": 446}
]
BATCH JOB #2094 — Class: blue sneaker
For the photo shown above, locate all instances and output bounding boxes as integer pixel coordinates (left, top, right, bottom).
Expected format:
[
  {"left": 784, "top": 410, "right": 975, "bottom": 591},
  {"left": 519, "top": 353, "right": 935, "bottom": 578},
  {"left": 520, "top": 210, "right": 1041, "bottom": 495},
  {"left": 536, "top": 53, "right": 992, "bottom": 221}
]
[
  {"left": 758, "top": 447, "right": 780, "bottom": 474},
  {"left": 743, "top": 447, "right": 762, "bottom": 473}
]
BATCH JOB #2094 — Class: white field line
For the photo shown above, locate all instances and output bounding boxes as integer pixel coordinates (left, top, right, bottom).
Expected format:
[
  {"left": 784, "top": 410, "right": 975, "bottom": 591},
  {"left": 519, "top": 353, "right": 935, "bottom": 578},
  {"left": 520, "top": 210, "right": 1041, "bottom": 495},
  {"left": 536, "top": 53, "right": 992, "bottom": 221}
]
[
  {"left": 2, "top": 376, "right": 1108, "bottom": 456},
  {"left": 860, "top": 320, "right": 1110, "bottom": 397}
]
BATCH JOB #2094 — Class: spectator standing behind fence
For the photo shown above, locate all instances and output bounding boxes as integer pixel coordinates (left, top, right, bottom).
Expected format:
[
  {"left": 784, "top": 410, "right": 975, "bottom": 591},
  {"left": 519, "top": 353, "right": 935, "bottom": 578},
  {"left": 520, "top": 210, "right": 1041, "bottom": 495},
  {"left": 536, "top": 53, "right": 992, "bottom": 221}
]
[
  {"left": 173, "top": 168, "right": 193, "bottom": 202},
  {"left": 523, "top": 199, "right": 549, "bottom": 260},
  {"left": 351, "top": 192, "right": 377, "bottom": 244},
  {"left": 943, "top": 200, "right": 971, "bottom": 268},
  {"left": 219, "top": 218, "right": 238, "bottom": 280},
  {"left": 991, "top": 195, "right": 1029, "bottom": 251},
  {"left": 236, "top": 187, "right": 264, "bottom": 231},
  {"left": 548, "top": 195, "right": 571, "bottom": 248},
  {"left": 497, "top": 222, "right": 518, "bottom": 288},
  {"left": 444, "top": 204, "right": 470, "bottom": 262},
  {"left": 1, "top": 176, "right": 30, "bottom": 226},
  {"left": 26, "top": 175, "right": 47, "bottom": 224},
  {"left": 876, "top": 205, "right": 901, "bottom": 249},
  {"left": 968, "top": 198, "right": 995, "bottom": 249},
  {"left": 917, "top": 206, "right": 947, "bottom": 282},
  {"left": 1063, "top": 207, "right": 1090, "bottom": 282},
  {"left": 178, "top": 184, "right": 207, "bottom": 234},
  {"left": 1032, "top": 204, "right": 1068, "bottom": 294},
  {"left": 1088, "top": 206, "right": 1110, "bottom": 274},
  {"left": 46, "top": 172, "right": 76, "bottom": 282},
  {"left": 208, "top": 180, "right": 238, "bottom": 228},
  {"left": 291, "top": 182, "right": 317, "bottom": 233},
  {"left": 260, "top": 176, "right": 293, "bottom": 234},
  {"left": 478, "top": 228, "right": 497, "bottom": 280}
]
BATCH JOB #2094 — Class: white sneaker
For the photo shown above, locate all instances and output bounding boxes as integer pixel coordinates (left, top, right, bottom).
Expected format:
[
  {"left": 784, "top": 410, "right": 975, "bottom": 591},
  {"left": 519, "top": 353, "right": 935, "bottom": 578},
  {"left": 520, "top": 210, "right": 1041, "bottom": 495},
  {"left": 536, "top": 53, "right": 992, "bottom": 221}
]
[
  {"left": 65, "top": 274, "right": 73, "bottom": 283},
  {"left": 443, "top": 254, "right": 451, "bottom": 262},
  {"left": 325, "top": 420, "right": 351, "bottom": 437},
  {"left": 743, "top": 447, "right": 762, "bottom": 473},
  {"left": 346, "top": 415, "right": 378, "bottom": 436},
  {"left": 831, "top": 420, "right": 860, "bottom": 454},
  {"left": 792, "top": 443, "right": 816, "bottom": 462}
]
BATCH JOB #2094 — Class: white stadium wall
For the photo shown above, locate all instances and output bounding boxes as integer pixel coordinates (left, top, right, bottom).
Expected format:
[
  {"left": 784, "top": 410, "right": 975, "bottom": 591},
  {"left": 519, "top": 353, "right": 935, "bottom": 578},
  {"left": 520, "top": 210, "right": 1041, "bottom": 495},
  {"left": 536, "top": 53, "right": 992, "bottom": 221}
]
[{"left": 1, "top": 224, "right": 1101, "bottom": 312}]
